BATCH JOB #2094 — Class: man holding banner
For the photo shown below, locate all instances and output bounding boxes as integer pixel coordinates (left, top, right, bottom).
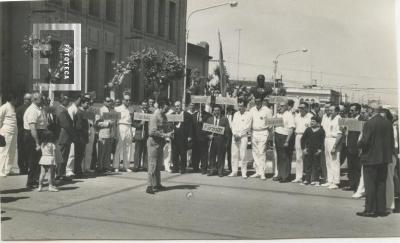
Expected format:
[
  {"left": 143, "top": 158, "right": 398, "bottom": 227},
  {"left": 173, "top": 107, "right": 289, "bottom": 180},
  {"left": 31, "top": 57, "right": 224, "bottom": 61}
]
[{"left": 192, "top": 104, "right": 212, "bottom": 174}]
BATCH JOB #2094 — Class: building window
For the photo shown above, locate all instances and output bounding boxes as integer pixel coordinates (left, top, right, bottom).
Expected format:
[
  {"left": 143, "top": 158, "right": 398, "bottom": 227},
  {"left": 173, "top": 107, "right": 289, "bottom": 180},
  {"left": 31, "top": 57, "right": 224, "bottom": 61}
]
[
  {"left": 88, "top": 49, "right": 98, "bottom": 93},
  {"left": 133, "top": 0, "right": 142, "bottom": 30},
  {"left": 168, "top": 1, "right": 176, "bottom": 41},
  {"left": 158, "top": 0, "right": 166, "bottom": 37},
  {"left": 70, "top": 0, "right": 82, "bottom": 11},
  {"left": 105, "top": 52, "right": 115, "bottom": 87},
  {"left": 89, "top": 0, "right": 100, "bottom": 17},
  {"left": 146, "top": 0, "right": 154, "bottom": 34},
  {"left": 106, "top": 0, "right": 116, "bottom": 22}
]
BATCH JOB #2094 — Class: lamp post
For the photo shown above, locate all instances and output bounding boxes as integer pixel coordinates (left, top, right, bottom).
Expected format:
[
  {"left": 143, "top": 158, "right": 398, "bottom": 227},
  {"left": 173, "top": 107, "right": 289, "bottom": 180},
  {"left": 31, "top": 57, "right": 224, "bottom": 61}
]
[{"left": 182, "top": 1, "right": 238, "bottom": 107}]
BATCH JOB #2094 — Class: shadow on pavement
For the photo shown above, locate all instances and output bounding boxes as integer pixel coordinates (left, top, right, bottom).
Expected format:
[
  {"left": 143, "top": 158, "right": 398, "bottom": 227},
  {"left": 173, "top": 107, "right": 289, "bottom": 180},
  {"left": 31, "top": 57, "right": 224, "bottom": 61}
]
[
  {"left": 164, "top": 184, "right": 199, "bottom": 191},
  {"left": 58, "top": 186, "right": 79, "bottom": 191},
  {"left": 0, "top": 196, "right": 29, "bottom": 203},
  {"left": 56, "top": 180, "right": 83, "bottom": 187},
  {"left": 0, "top": 188, "right": 32, "bottom": 194},
  {"left": 1, "top": 216, "right": 11, "bottom": 222}
]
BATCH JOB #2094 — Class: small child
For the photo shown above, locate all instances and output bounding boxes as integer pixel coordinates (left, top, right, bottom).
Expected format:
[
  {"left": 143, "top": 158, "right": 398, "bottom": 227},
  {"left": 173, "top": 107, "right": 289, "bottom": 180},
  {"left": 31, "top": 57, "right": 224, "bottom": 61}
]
[
  {"left": 300, "top": 116, "right": 325, "bottom": 185},
  {"left": 37, "top": 130, "right": 58, "bottom": 192}
]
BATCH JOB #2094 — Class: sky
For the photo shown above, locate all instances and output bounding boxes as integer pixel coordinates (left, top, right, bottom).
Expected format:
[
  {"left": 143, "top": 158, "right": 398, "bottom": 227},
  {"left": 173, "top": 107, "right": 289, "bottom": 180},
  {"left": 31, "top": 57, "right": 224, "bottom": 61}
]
[{"left": 187, "top": 0, "right": 398, "bottom": 106}]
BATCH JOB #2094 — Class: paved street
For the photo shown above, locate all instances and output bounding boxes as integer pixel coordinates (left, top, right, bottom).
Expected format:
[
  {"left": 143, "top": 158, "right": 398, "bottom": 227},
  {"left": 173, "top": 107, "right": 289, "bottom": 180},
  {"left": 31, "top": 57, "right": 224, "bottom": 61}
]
[{"left": 1, "top": 165, "right": 400, "bottom": 240}]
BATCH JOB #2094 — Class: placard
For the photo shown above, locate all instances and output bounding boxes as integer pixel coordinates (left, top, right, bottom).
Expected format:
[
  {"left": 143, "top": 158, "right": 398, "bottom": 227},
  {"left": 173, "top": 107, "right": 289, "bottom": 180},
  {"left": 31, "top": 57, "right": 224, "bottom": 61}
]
[
  {"left": 134, "top": 112, "right": 152, "bottom": 121},
  {"left": 103, "top": 112, "right": 121, "bottom": 120},
  {"left": 191, "top": 95, "right": 211, "bottom": 104},
  {"left": 339, "top": 118, "right": 365, "bottom": 132},
  {"left": 266, "top": 118, "right": 284, "bottom": 126},
  {"left": 215, "top": 97, "right": 238, "bottom": 106},
  {"left": 269, "top": 96, "right": 288, "bottom": 104},
  {"left": 166, "top": 114, "right": 184, "bottom": 122},
  {"left": 202, "top": 123, "right": 225, "bottom": 135}
]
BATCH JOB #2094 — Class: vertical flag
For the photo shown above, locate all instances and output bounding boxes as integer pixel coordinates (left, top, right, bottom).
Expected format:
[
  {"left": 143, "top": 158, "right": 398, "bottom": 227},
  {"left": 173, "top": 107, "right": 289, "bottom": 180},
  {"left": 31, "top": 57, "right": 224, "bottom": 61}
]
[{"left": 218, "top": 31, "right": 226, "bottom": 97}]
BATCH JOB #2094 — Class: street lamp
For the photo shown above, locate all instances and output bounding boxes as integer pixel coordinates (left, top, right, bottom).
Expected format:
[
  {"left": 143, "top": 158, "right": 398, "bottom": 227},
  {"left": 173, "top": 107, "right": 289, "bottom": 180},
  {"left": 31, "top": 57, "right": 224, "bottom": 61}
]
[{"left": 182, "top": 1, "right": 238, "bottom": 106}]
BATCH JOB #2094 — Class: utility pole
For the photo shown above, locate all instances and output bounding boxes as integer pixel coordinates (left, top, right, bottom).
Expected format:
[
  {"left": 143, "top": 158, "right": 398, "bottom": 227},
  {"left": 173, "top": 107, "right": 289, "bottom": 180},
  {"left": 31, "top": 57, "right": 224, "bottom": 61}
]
[{"left": 235, "top": 28, "right": 242, "bottom": 80}]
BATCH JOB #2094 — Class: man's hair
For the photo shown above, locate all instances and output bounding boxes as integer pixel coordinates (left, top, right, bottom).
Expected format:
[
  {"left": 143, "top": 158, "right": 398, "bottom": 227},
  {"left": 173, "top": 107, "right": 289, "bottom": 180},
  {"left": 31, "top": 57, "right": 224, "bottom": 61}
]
[
  {"left": 287, "top": 99, "right": 295, "bottom": 107},
  {"left": 81, "top": 97, "right": 91, "bottom": 104},
  {"left": 300, "top": 102, "right": 309, "bottom": 109},
  {"left": 332, "top": 105, "right": 340, "bottom": 112},
  {"left": 238, "top": 99, "right": 247, "bottom": 107},
  {"left": 350, "top": 103, "right": 361, "bottom": 112},
  {"left": 158, "top": 98, "right": 170, "bottom": 107},
  {"left": 213, "top": 104, "right": 222, "bottom": 110},
  {"left": 311, "top": 115, "right": 321, "bottom": 124},
  {"left": 310, "top": 103, "right": 319, "bottom": 110},
  {"left": 5, "top": 92, "right": 17, "bottom": 102}
]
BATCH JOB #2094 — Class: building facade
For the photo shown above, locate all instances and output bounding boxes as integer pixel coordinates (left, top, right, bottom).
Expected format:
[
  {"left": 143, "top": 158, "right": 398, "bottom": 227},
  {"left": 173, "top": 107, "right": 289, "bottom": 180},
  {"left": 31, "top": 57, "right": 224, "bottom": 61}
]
[
  {"left": 286, "top": 87, "right": 341, "bottom": 105},
  {"left": 0, "top": 0, "right": 187, "bottom": 103}
]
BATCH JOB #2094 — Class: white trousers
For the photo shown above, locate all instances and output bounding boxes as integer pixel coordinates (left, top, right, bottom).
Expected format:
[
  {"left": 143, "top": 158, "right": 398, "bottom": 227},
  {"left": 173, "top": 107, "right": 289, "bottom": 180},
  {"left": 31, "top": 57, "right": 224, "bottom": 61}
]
[
  {"left": 113, "top": 124, "right": 132, "bottom": 169},
  {"left": 355, "top": 166, "right": 365, "bottom": 194},
  {"left": 252, "top": 131, "right": 268, "bottom": 176},
  {"left": 0, "top": 131, "right": 17, "bottom": 176},
  {"left": 294, "top": 134, "right": 304, "bottom": 180},
  {"left": 325, "top": 138, "right": 341, "bottom": 185},
  {"left": 231, "top": 136, "right": 248, "bottom": 175},
  {"left": 163, "top": 141, "right": 172, "bottom": 171},
  {"left": 83, "top": 127, "right": 95, "bottom": 172},
  {"left": 66, "top": 143, "right": 75, "bottom": 175},
  {"left": 386, "top": 160, "right": 396, "bottom": 210}
]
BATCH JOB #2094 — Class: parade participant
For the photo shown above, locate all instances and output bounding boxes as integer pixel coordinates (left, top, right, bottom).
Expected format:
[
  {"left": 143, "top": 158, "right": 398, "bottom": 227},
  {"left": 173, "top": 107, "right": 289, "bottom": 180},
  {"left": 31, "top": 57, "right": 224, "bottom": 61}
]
[
  {"left": 310, "top": 103, "right": 321, "bottom": 118},
  {"left": 192, "top": 104, "right": 212, "bottom": 174},
  {"left": 229, "top": 100, "right": 251, "bottom": 178},
  {"left": 322, "top": 105, "right": 343, "bottom": 189},
  {"left": 343, "top": 103, "right": 363, "bottom": 192},
  {"left": 357, "top": 103, "right": 394, "bottom": 217},
  {"left": 23, "top": 92, "right": 48, "bottom": 189},
  {"left": 206, "top": 105, "right": 231, "bottom": 177},
  {"left": 320, "top": 103, "right": 332, "bottom": 185},
  {"left": 171, "top": 101, "right": 193, "bottom": 174},
  {"left": 249, "top": 96, "right": 273, "bottom": 180},
  {"left": 0, "top": 93, "right": 18, "bottom": 176},
  {"left": 225, "top": 105, "right": 235, "bottom": 172},
  {"left": 37, "top": 130, "right": 58, "bottom": 192},
  {"left": 301, "top": 116, "right": 325, "bottom": 185},
  {"left": 163, "top": 106, "right": 174, "bottom": 172},
  {"left": 132, "top": 100, "right": 150, "bottom": 172},
  {"left": 293, "top": 102, "right": 312, "bottom": 183},
  {"left": 74, "top": 97, "right": 91, "bottom": 177},
  {"left": 82, "top": 93, "right": 96, "bottom": 173},
  {"left": 186, "top": 102, "right": 196, "bottom": 168},
  {"left": 113, "top": 93, "right": 133, "bottom": 172},
  {"left": 146, "top": 98, "right": 173, "bottom": 194},
  {"left": 65, "top": 95, "right": 81, "bottom": 178},
  {"left": 275, "top": 101, "right": 295, "bottom": 183},
  {"left": 16, "top": 92, "right": 32, "bottom": 174},
  {"left": 114, "top": 98, "right": 122, "bottom": 107},
  {"left": 96, "top": 97, "right": 114, "bottom": 172},
  {"left": 148, "top": 98, "right": 156, "bottom": 113}
]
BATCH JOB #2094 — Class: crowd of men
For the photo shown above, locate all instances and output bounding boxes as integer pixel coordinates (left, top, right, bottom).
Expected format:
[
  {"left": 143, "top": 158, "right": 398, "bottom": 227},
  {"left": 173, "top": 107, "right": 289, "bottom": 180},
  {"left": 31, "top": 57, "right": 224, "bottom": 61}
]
[{"left": 0, "top": 84, "right": 399, "bottom": 217}]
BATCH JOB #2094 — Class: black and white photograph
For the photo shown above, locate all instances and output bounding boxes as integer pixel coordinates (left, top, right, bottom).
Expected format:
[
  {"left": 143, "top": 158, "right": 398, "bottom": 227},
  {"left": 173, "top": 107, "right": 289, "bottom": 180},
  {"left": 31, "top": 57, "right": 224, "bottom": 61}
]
[{"left": 0, "top": 0, "right": 399, "bottom": 241}]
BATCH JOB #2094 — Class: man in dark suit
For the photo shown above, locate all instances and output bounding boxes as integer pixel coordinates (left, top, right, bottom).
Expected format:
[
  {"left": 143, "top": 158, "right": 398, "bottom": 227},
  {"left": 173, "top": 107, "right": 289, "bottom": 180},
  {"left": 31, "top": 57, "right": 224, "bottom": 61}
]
[
  {"left": 55, "top": 94, "right": 75, "bottom": 181},
  {"left": 343, "top": 103, "right": 363, "bottom": 192},
  {"left": 357, "top": 102, "right": 395, "bottom": 217},
  {"left": 171, "top": 101, "right": 193, "bottom": 174},
  {"left": 132, "top": 100, "right": 150, "bottom": 172},
  {"left": 192, "top": 104, "right": 212, "bottom": 174},
  {"left": 206, "top": 105, "right": 231, "bottom": 177},
  {"left": 16, "top": 93, "right": 32, "bottom": 174},
  {"left": 73, "top": 96, "right": 91, "bottom": 177}
]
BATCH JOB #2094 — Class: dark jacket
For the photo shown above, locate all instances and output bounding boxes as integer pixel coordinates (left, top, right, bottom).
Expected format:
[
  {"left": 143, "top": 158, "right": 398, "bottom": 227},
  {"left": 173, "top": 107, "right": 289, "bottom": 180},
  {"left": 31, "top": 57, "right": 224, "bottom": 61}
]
[
  {"left": 16, "top": 104, "right": 29, "bottom": 130},
  {"left": 301, "top": 127, "right": 325, "bottom": 154},
  {"left": 358, "top": 114, "right": 394, "bottom": 165},
  {"left": 75, "top": 109, "right": 89, "bottom": 145},
  {"left": 55, "top": 104, "right": 75, "bottom": 145},
  {"left": 205, "top": 115, "right": 231, "bottom": 141},
  {"left": 346, "top": 116, "right": 364, "bottom": 155},
  {"left": 192, "top": 110, "right": 212, "bottom": 142},
  {"left": 172, "top": 111, "right": 193, "bottom": 142}
]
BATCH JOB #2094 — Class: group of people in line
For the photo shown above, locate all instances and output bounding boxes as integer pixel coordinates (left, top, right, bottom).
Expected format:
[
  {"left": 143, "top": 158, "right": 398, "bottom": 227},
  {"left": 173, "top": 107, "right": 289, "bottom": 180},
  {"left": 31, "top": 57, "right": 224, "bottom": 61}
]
[{"left": 0, "top": 77, "right": 399, "bottom": 217}]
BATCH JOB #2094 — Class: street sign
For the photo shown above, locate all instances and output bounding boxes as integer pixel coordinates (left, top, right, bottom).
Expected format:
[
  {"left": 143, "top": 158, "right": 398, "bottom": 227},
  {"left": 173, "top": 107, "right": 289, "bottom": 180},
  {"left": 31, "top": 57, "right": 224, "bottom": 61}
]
[
  {"left": 269, "top": 96, "right": 288, "bottom": 104},
  {"left": 339, "top": 118, "right": 365, "bottom": 132},
  {"left": 166, "top": 114, "right": 184, "bottom": 122},
  {"left": 103, "top": 112, "right": 121, "bottom": 120},
  {"left": 134, "top": 112, "right": 152, "bottom": 121},
  {"left": 191, "top": 95, "right": 211, "bottom": 104},
  {"left": 215, "top": 97, "right": 238, "bottom": 107},
  {"left": 202, "top": 123, "right": 225, "bottom": 135},
  {"left": 266, "top": 118, "right": 284, "bottom": 127}
]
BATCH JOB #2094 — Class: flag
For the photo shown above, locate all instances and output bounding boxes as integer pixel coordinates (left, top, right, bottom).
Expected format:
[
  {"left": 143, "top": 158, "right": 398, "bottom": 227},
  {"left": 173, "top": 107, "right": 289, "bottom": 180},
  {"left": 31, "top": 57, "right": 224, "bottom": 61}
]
[{"left": 218, "top": 31, "right": 226, "bottom": 97}]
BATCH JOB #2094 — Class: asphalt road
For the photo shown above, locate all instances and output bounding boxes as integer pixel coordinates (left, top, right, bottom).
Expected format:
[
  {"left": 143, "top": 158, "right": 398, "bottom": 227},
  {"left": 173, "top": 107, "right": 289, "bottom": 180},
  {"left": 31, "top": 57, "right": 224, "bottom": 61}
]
[{"left": 1, "top": 165, "right": 400, "bottom": 240}]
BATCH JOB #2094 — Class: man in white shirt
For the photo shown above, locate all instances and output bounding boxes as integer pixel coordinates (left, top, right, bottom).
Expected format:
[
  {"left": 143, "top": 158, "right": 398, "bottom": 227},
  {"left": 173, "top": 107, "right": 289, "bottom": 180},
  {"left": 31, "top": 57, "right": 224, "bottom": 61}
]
[
  {"left": 113, "top": 93, "right": 133, "bottom": 172},
  {"left": 249, "top": 96, "right": 273, "bottom": 180},
  {"left": 229, "top": 100, "right": 251, "bottom": 178},
  {"left": 96, "top": 97, "right": 115, "bottom": 172},
  {"left": 323, "top": 105, "right": 343, "bottom": 189},
  {"left": 320, "top": 104, "right": 332, "bottom": 184},
  {"left": 292, "top": 102, "right": 312, "bottom": 183},
  {"left": 0, "top": 93, "right": 18, "bottom": 176},
  {"left": 275, "top": 102, "right": 295, "bottom": 183}
]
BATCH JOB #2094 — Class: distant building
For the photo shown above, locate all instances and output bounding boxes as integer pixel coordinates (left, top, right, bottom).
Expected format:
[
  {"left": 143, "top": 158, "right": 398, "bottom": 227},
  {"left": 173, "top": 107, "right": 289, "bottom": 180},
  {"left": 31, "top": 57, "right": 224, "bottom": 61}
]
[
  {"left": 286, "top": 87, "right": 341, "bottom": 105},
  {"left": 187, "top": 42, "right": 211, "bottom": 79},
  {"left": 0, "top": 0, "right": 187, "bottom": 102}
]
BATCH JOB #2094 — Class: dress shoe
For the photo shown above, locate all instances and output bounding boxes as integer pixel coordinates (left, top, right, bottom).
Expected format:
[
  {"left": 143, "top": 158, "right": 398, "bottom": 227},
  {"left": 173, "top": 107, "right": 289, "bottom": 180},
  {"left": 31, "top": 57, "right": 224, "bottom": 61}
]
[
  {"left": 321, "top": 182, "right": 330, "bottom": 187},
  {"left": 260, "top": 174, "right": 266, "bottom": 180},
  {"left": 291, "top": 179, "right": 302, "bottom": 183},
  {"left": 377, "top": 212, "right": 390, "bottom": 217},
  {"left": 126, "top": 168, "right": 132, "bottom": 172},
  {"left": 114, "top": 168, "right": 119, "bottom": 173},
  {"left": 342, "top": 186, "right": 353, "bottom": 191},
  {"left": 180, "top": 170, "right": 186, "bottom": 174},
  {"left": 201, "top": 170, "right": 207, "bottom": 175},
  {"left": 132, "top": 168, "right": 140, "bottom": 172},
  {"left": 328, "top": 184, "right": 339, "bottom": 190},
  {"left": 250, "top": 173, "right": 260, "bottom": 178},
  {"left": 218, "top": 174, "right": 224, "bottom": 177},
  {"left": 279, "top": 178, "right": 290, "bottom": 183},
  {"left": 49, "top": 186, "right": 59, "bottom": 192},
  {"left": 352, "top": 192, "right": 365, "bottom": 199},
  {"left": 228, "top": 172, "right": 237, "bottom": 177},
  {"left": 301, "top": 181, "right": 310, "bottom": 185},
  {"left": 356, "top": 211, "right": 377, "bottom": 218},
  {"left": 242, "top": 175, "right": 248, "bottom": 179},
  {"left": 63, "top": 176, "right": 72, "bottom": 181},
  {"left": 146, "top": 186, "right": 155, "bottom": 194},
  {"left": 272, "top": 177, "right": 281, "bottom": 182}
]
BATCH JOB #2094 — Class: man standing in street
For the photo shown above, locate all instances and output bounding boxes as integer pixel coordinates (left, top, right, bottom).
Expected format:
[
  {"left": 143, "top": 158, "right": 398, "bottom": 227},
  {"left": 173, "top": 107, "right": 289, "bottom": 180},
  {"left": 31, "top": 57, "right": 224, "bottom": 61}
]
[
  {"left": 113, "top": 93, "right": 133, "bottom": 172},
  {"left": 146, "top": 98, "right": 173, "bottom": 194},
  {"left": 229, "top": 100, "right": 251, "bottom": 178},
  {"left": 0, "top": 93, "right": 18, "bottom": 177},
  {"left": 96, "top": 97, "right": 114, "bottom": 172},
  {"left": 74, "top": 97, "right": 91, "bottom": 177},
  {"left": 249, "top": 96, "right": 273, "bottom": 180},
  {"left": 132, "top": 99, "right": 150, "bottom": 172},
  {"left": 192, "top": 104, "right": 212, "bottom": 174},
  {"left": 65, "top": 95, "right": 81, "bottom": 178},
  {"left": 16, "top": 93, "right": 32, "bottom": 174},
  {"left": 292, "top": 102, "right": 312, "bottom": 183},
  {"left": 206, "top": 105, "right": 231, "bottom": 177},
  {"left": 357, "top": 102, "right": 394, "bottom": 217},
  {"left": 275, "top": 102, "right": 295, "bottom": 183},
  {"left": 171, "top": 101, "right": 193, "bottom": 174}
]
